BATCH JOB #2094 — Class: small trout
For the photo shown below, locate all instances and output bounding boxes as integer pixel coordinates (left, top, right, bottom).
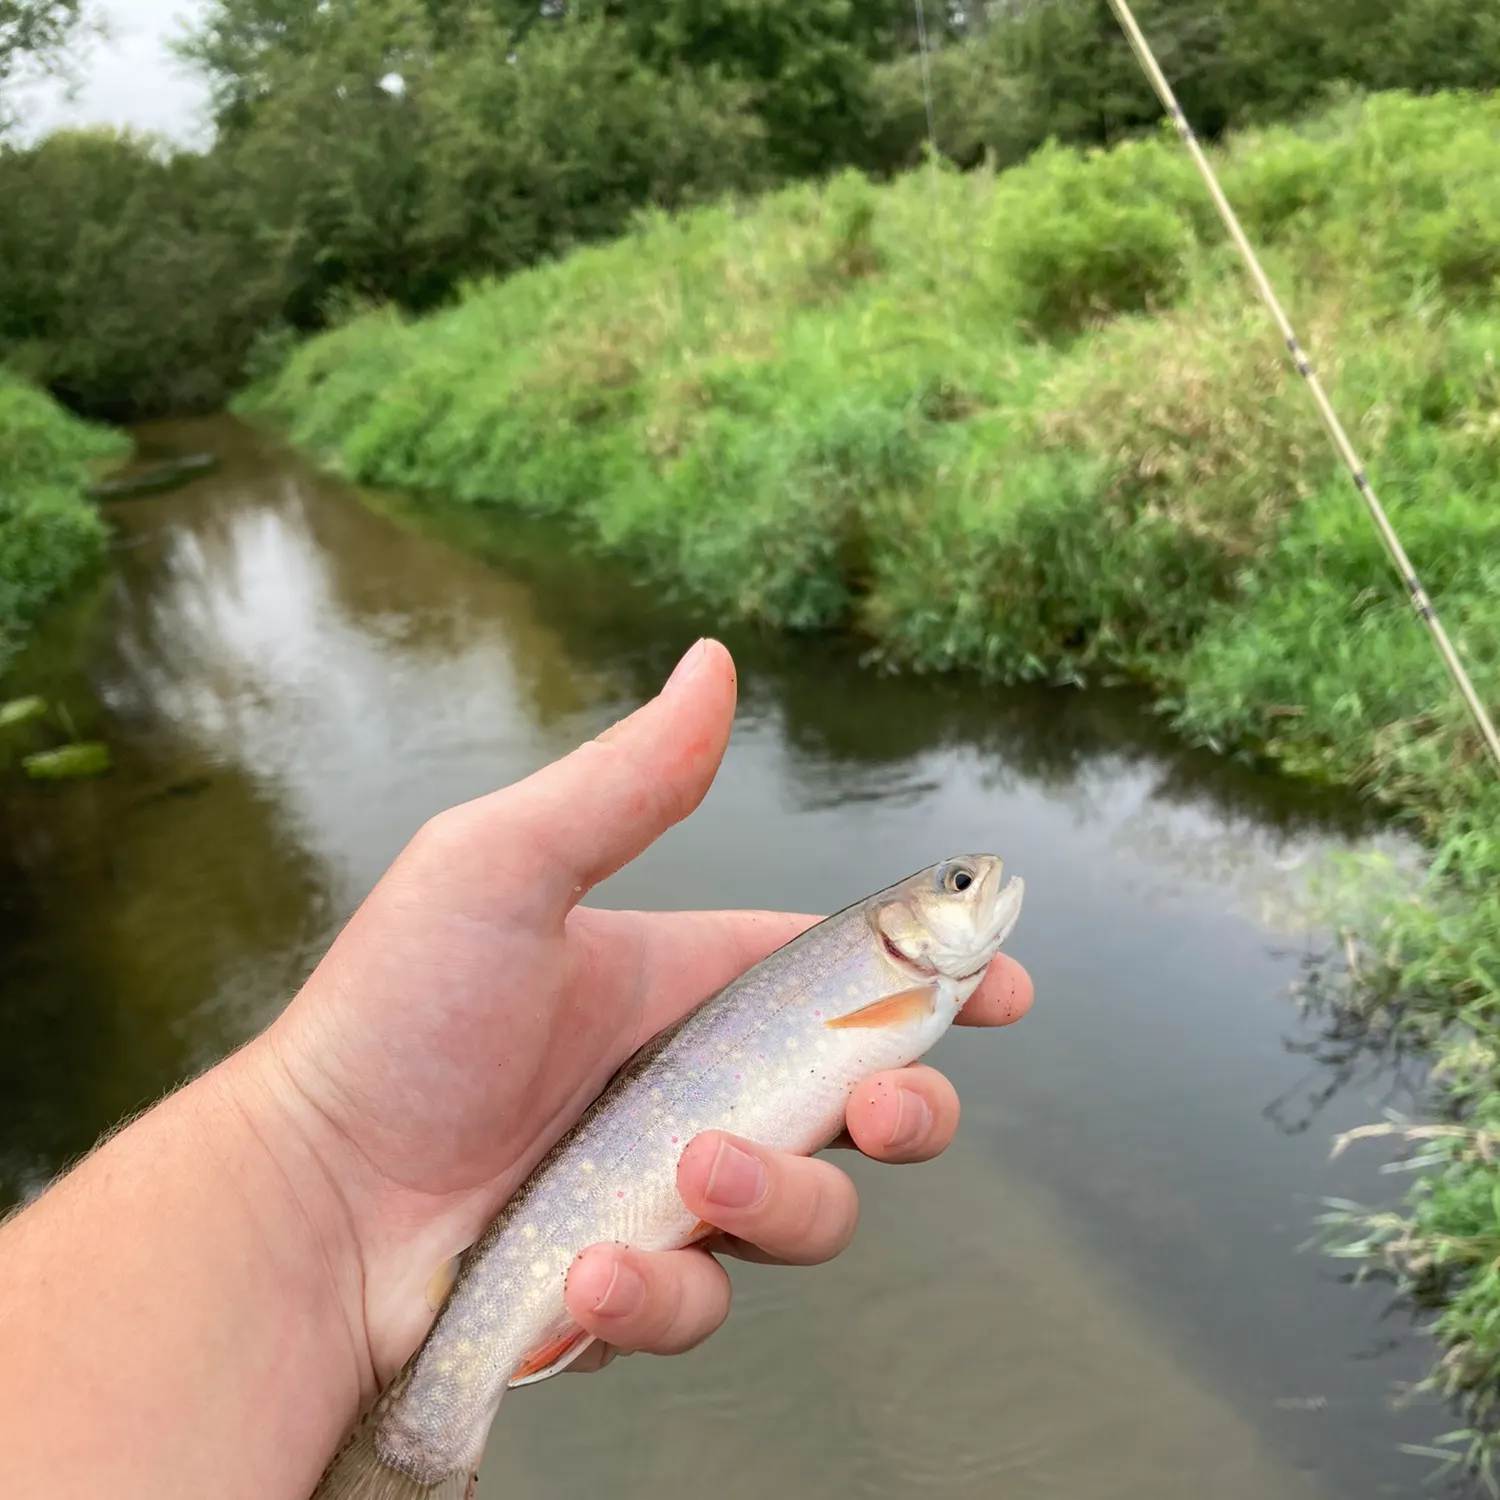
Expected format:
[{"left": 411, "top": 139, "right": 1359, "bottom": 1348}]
[{"left": 313, "top": 855, "right": 1025, "bottom": 1500}]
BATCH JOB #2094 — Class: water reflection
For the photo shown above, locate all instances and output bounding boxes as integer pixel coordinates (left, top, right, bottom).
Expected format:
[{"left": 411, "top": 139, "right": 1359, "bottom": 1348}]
[{"left": 0, "top": 415, "right": 1454, "bottom": 1498}]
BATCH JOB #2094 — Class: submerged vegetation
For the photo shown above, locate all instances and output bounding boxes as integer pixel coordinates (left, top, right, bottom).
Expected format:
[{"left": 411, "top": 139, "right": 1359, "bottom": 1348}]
[
  {"left": 0, "top": 370, "right": 124, "bottom": 676},
  {"left": 245, "top": 87, "right": 1500, "bottom": 1466}
]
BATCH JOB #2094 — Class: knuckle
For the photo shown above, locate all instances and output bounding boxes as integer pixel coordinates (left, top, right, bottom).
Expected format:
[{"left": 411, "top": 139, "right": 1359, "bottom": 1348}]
[
  {"left": 589, "top": 734, "right": 696, "bottom": 832},
  {"left": 786, "top": 1162, "right": 855, "bottom": 1260},
  {"left": 405, "top": 807, "right": 467, "bottom": 865},
  {"left": 664, "top": 1260, "right": 730, "bottom": 1353}
]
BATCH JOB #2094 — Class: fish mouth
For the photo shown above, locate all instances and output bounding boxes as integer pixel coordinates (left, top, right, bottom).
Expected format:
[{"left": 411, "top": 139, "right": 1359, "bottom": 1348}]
[{"left": 957, "top": 873, "right": 1025, "bottom": 979}]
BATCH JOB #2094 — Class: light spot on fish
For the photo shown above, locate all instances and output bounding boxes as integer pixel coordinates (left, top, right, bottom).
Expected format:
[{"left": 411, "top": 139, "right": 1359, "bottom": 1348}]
[
  {"left": 786, "top": 1038, "right": 799, "bottom": 1050},
  {"left": 531, "top": 1260, "right": 550, "bottom": 1279},
  {"left": 522, "top": 1224, "right": 538, "bottom": 1240},
  {"left": 579, "top": 1161, "right": 596, "bottom": 1173}
]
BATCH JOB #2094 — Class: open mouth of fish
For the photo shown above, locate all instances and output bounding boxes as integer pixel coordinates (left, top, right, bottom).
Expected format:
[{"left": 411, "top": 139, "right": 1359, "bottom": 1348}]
[{"left": 959, "top": 873, "right": 1025, "bottom": 977}]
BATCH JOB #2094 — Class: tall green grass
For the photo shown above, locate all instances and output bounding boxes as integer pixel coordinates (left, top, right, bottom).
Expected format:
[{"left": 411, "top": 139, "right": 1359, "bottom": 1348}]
[
  {"left": 245, "top": 87, "right": 1500, "bottom": 1467},
  {"left": 0, "top": 372, "right": 125, "bottom": 676}
]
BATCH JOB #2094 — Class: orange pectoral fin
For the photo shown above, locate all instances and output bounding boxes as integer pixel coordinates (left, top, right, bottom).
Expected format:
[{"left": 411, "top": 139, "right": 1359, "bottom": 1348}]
[
  {"left": 425, "top": 1252, "right": 464, "bottom": 1312},
  {"left": 825, "top": 985, "right": 937, "bottom": 1030},
  {"left": 509, "top": 1325, "right": 596, "bottom": 1387}
]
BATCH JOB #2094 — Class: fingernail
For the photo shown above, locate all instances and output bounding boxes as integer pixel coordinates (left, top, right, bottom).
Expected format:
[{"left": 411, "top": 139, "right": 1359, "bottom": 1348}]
[
  {"left": 703, "top": 1139, "right": 768, "bottom": 1210},
  {"left": 593, "top": 1257, "right": 646, "bottom": 1319},
  {"left": 887, "top": 1088, "right": 933, "bottom": 1152},
  {"left": 663, "top": 638, "right": 709, "bottom": 693}
]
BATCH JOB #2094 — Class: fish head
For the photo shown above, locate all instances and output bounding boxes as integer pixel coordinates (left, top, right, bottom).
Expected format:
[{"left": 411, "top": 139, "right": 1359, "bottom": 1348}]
[{"left": 872, "top": 855, "right": 1024, "bottom": 990}]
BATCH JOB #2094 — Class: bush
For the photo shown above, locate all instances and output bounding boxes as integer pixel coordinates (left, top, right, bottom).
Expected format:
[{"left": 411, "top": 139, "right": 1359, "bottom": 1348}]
[
  {"left": 0, "top": 130, "right": 292, "bottom": 419},
  {"left": 0, "top": 371, "right": 124, "bottom": 669}
]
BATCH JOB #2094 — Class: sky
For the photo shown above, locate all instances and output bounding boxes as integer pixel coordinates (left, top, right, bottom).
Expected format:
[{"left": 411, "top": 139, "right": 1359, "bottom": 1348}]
[{"left": 14, "top": 0, "right": 214, "bottom": 145}]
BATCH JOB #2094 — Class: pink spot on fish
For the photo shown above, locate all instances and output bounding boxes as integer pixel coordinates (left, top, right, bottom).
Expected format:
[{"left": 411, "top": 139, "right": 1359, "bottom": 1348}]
[
  {"left": 671, "top": 1136, "right": 679, "bottom": 1144},
  {"left": 617, "top": 1190, "right": 624, "bottom": 1199},
  {"left": 734, "top": 1072, "right": 743, "bottom": 1082}
]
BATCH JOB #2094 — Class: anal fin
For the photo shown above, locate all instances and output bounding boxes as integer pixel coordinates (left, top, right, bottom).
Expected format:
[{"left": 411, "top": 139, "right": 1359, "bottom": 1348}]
[{"left": 825, "top": 984, "right": 936, "bottom": 1030}]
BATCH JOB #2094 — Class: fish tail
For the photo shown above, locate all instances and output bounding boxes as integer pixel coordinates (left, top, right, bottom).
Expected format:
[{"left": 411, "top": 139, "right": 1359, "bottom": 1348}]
[{"left": 310, "top": 1402, "right": 480, "bottom": 1500}]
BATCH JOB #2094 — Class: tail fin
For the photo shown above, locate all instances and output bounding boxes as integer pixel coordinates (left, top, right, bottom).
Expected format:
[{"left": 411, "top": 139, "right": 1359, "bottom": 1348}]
[{"left": 310, "top": 1405, "right": 480, "bottom": 1500}]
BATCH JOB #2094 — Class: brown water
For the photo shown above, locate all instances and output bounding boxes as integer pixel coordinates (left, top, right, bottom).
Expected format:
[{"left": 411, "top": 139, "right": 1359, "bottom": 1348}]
[{"left": 0, "top": 416, "right": 1450, "bottom": 1498}]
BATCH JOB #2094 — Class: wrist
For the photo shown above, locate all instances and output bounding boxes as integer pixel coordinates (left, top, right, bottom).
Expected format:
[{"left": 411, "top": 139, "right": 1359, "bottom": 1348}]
[
  {"left": 214, "top": 1032, "right": 376, "bottom": 1400},
  {"left": 0, "top": 1037, "right": 370, "bottom": 1500}
]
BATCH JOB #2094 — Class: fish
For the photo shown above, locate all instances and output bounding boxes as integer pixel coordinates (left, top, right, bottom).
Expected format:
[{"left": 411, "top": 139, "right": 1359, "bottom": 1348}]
[{"left": 311, "top": 854, "right": 1026, "bottom": 1500}]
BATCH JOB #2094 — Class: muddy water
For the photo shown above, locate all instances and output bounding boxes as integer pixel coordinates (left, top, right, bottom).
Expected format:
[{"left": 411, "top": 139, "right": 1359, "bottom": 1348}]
[{"left": 0, "top": 417, "right": 1445, "bottom": 1497}]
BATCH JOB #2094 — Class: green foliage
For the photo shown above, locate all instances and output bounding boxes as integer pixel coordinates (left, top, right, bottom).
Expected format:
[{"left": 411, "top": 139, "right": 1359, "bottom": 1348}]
[
  {"left": 0, "top": 129, "right": 293, "bottom": 416},
  {"left": 9, "top": 0, "right": 1500, "bottom": 418},
  {"left": 0, "top": 0, "right": 95, "bottom": 104},
  {"left": 245, "top": 92, "right": 1500, "bottom": 1462},
  {"left": 0, "top": 370, "right": 123, "bottom": 673},
  {"left": 987, "top": 136, "right": 1210, "bottom": 335},
  {"left": 413, "top": 18, "right": 769, "bottom": 288}
]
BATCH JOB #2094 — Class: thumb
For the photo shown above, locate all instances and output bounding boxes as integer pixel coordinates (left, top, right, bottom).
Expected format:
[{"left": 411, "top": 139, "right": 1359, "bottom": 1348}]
[{"left": 475, "top": 638, "right": 737, "bottom": 915}]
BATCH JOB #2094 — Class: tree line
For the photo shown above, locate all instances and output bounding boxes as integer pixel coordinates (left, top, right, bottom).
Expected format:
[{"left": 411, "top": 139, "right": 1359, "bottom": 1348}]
[{"left": 1, "top": 0, "right": 1496, "bottom": 419}]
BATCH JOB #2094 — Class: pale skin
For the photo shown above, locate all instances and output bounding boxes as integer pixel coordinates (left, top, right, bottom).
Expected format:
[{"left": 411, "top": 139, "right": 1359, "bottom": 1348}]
[{"left": 0, "top": 638, "right": 1033, "bottom": 1500}]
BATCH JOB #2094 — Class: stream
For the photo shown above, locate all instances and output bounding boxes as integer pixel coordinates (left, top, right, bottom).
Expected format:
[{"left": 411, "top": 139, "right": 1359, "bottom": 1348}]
[{"left": 0, "top": 415, "right": 1448, "bottom": 1498}]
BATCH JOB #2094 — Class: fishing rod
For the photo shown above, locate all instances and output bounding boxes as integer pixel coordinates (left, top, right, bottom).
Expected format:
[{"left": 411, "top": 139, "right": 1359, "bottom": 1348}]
[
  {"left": 910, "top": 0, "right": 1500, "bottom": 774},
  {"left": 1100, "top": 0, "right": 1500, "bottom": 775}
]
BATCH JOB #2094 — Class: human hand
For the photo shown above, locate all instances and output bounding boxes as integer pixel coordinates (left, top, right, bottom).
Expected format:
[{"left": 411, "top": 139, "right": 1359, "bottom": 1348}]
[{"left": 241, "top": 638, "right": 1033, "bottom": 1407}]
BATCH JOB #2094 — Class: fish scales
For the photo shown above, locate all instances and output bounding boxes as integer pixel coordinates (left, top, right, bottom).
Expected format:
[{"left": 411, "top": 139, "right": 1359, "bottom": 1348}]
[{"left": 313, "top": 855, "right": 1024, "bottom": 1500}]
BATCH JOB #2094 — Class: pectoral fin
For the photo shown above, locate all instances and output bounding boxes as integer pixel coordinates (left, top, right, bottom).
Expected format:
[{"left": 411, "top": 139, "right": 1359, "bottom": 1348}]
[
  {"left": 825, "top": 985, "right": 937, "bottom": 1030},
  {"left": 425, "top": 1252, "right": 464, "bottom": 1312}
]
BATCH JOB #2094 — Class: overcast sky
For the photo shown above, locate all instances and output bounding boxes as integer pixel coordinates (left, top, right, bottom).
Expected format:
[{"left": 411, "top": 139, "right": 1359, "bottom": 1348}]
[{"left": 14, "top": 0, "right": 214, "bottom": 145}]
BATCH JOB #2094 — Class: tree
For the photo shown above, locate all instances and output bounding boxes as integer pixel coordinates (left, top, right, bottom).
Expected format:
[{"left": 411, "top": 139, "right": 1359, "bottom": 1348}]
[{"left": 1, "top": 0, "right": 99, "bottom": 126}]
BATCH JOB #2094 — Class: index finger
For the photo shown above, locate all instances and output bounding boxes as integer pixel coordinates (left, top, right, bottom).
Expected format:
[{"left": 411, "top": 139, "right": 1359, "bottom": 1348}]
[{"left": 957, "top": 952, "right": 1033, "bottom": 1027}]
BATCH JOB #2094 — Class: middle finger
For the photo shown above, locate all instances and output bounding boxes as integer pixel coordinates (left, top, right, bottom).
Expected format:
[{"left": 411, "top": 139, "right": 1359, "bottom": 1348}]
[{"left": 675, "top": 1132, "right": 860, "bottom": 1266}]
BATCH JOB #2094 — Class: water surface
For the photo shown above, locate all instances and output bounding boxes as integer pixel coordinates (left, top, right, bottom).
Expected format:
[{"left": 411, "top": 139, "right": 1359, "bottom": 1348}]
[{"left": 0, "top": 416, "right": 1445, "bottom": 1498}]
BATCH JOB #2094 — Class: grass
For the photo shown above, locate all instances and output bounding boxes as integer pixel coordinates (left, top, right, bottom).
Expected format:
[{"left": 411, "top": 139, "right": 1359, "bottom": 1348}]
[
  {"left": 0, "top": 370, "right": 126, "bottom": 678},
  {"left": 242, "top": 88, "right": 1500, "bottom": 1470}
]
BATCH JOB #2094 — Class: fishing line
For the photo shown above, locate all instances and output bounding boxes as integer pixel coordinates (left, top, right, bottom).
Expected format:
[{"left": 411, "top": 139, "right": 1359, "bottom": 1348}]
[
  {"left": 1100, "top": 0, "right": 1500, "bottom": 775},
  {"left": 913, "top": 0, "right": 939, "bottom": 157}
]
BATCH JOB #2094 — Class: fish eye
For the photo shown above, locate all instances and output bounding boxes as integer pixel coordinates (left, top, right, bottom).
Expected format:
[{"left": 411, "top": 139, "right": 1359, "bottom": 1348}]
[{"left": 939, "top": 862, "right": 975, "bottom": 894}]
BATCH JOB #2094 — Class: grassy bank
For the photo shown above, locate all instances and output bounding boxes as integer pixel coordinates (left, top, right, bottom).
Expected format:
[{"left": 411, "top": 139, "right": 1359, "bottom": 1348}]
[
  {"left": 245, "top": 89, "right": 1500, "bottom": 1464},
  {"left": 0, "top": 373, "right": 125, "bottom": 678}
]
